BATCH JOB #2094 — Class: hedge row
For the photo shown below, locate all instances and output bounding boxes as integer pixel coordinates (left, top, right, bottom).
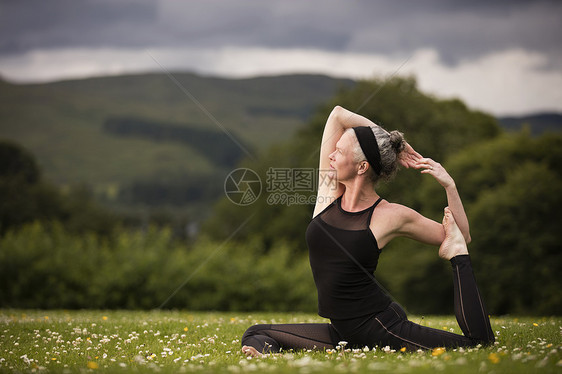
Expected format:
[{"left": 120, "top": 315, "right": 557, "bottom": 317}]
[{"left": 0, "top": 222, "right": 317, "bottom": 311}]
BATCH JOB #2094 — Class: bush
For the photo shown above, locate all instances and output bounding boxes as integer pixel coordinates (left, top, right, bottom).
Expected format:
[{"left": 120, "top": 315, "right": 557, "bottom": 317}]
[{"left": 0, "top": 223, "right": 316, "bottom": 311}]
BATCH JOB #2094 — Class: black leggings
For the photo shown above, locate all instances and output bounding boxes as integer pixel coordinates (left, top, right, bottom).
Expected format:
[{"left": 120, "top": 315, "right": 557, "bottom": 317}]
[{"left": 242, "top": 255, "right": 494, "bottom": 352}]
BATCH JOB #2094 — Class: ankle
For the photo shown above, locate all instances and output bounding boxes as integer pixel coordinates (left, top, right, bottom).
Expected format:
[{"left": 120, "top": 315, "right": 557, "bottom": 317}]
[{"left": 450, "top": 254, "right": 471, "bottom": 266}]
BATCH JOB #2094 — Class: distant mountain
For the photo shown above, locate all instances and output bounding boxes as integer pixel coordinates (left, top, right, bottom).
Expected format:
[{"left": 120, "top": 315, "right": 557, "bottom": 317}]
[
  {"left": 497, "top": 113, "right": 562, "bottom": 135},
  {"left": 0, "top": 73, "right": 354, "bottom": 216},
  {"left": 9, "top": 72, "right": 559, "bottom": 223},
  {"left": 0, "top": 73, "right": 353, "bottom": 183}
]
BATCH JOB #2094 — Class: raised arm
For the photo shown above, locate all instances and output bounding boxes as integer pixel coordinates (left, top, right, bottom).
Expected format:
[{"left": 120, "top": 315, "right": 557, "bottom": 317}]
[
  {"left": 313, "top": 106, "right": 376, "bottom": 217},
  {"left": 317, "top": 106, "right": 377, "bottom": 170},
  {"left": 414, "top": 158, "right": 471, "bottom": 243}
]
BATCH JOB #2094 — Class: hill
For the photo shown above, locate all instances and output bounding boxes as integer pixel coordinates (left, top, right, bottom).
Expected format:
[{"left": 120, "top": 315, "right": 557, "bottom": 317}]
[
  {"left": 497, "top": 113, "right": 562, "bottom": 135},
  {"left": 0, "top": 73, "right": 354, "bottom": 218},
  {"left": 2, "top": 71, "right": 558, "bottom": 229}
]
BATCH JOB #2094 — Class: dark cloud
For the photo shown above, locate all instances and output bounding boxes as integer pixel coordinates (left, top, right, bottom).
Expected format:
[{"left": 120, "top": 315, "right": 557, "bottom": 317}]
[
  {"left": 1, "top": 0, "right": 560, "bottom": 67},
  {"left": 0, "top": 0, "right": 157, "bottom": 53}
]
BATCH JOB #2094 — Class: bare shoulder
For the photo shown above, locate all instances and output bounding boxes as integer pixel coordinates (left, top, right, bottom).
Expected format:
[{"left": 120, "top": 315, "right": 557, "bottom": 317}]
[
  {"left": 373, "top": 200, "right": 444, "bottom": 246},
  {"left": 370, "top": 200, "right": 402, "bottom": 235},
  {"left": 390, "top": 202, "right": 420, "bottom": 219},
  {"left": 375, "top": 201, "right": 430, "bottom": 229},
  {"left": 370, "top": 201, "right": 428, "bottom": 248},
  {"left": 375, "top": 200, "right": 414, "bottom": 219}
]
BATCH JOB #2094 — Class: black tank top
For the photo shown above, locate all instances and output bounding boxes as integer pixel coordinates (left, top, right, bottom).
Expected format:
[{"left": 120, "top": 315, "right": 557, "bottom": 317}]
[{"left": 305, "top": 196, "right": 392, "bottom": 319}]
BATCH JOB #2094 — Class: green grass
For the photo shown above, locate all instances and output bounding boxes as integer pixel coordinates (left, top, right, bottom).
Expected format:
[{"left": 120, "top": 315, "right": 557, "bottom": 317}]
[{"left": 0, "top": 310, "right": 560, "bottom": 373}]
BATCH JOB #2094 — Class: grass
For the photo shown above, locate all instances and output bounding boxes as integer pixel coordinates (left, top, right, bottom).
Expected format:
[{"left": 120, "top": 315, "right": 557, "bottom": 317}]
[{"left": 0, "top": 310, "right": 560, "bottom": 373}]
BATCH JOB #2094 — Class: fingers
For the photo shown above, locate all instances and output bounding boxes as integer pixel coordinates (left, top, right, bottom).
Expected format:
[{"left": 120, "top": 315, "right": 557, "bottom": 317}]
[
  {"left": 400, "top": 157, "right": 417, "bottom": 169},
  {"left": 413, "top": 157, "right": 437, "bottom": 171},
  {"left": 417, "top": 157, "right": 436, "bottom": 165},
  {"left": 413, "top": 158, "right": 454, "bottom": 187},
  {"left": 399, "top": 154, "right": 419, "bottom": 169},
  {"left": 410, "top": 148, "right": 423, "bottom": 159},
  {"left": 399, "top": 143, "right": 423, "bottom": 169},
  {"left": 407, "top": 150, "right": 423, "bottom": 163}
]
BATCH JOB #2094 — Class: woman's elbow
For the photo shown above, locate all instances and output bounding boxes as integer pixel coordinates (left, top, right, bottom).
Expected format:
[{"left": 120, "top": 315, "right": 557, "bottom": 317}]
[
  {"left": 330, "top": 105, "right": 343, "bottom": 119},
  {"left": 465, "top": 233, "right": 472, "bottom": 244}
]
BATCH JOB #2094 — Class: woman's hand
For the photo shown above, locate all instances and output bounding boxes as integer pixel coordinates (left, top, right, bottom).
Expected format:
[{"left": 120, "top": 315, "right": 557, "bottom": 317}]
[
  {"left": 414, "top": 157, "right": 471, "bottom": 243},
  {"left": 398, "top": 142, "right": 423, "bottom": 169},
  {"left": 414, "top": 158, "right": 455, "bottom": 188}
]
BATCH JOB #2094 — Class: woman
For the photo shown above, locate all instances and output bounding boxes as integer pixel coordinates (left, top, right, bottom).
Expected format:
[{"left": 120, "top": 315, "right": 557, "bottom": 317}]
[{"left": 241, "top": 106, "right": 494, "bottom": 355}]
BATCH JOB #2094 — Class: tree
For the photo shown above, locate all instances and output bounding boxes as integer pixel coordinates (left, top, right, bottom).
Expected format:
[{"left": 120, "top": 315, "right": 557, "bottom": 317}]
[
  {"left": 469, "top": 162, "right": 562, "bottom": 314},
  {"left": 405, "top": 132, "right": 562, "bottom": 314},
  {"left": 0, "top": 140, "right": 119, "bottom": 236},
  {"left": 0, "top": 140, "right": 57, "bottom": 233},
  {"left": 0, "top": 140, "right": 40, "bottom": 184}
]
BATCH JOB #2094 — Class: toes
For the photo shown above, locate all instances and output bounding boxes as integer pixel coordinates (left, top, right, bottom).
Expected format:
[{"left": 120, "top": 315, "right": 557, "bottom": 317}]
[
  {"left": 242, "top": 346, "right": 261, "bottom": 357},
  {"left": 443, "top": 208, "right": 455, "bottom": 226},
  {"left": 442, "top": 208, "right": 451, "bottom": 226}
]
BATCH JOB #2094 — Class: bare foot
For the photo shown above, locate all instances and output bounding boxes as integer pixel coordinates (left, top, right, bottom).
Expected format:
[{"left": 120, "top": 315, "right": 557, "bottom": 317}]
[
  {"left": 439, "top": 208, "right": 469, "bottom": 260},
  {"left": 241, "top": 345, "right": 262, "bottom": 358}
]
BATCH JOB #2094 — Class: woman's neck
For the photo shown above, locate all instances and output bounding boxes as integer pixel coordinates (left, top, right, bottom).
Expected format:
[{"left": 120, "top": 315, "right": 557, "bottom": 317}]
[{"left": 341, "top": 179, "right": 379, "bottom": 212}]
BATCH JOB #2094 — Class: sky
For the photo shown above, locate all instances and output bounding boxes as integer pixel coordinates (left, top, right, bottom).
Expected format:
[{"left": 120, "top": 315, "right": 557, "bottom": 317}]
[{"left": 1, "top": 0, "right": 561, "bottom": 116}]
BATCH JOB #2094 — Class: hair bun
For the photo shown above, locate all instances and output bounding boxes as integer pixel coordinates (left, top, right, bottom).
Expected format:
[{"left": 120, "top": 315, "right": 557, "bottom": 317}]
[{"left": 389, "top": 130, "right": 405, "bottom": 153}]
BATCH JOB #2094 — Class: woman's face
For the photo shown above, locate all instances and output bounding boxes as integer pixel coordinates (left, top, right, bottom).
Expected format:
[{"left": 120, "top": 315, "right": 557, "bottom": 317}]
[{"left": 328, "top": 131, "right": 359, "bottom": 182}]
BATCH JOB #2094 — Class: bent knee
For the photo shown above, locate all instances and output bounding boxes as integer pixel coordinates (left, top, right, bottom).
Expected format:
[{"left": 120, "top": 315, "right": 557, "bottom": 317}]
[
  {"left": 241, "top": 324, "right": 271, "bottom": 342},
  {"left": 482, "top": 334, "right": 496, "bottom": 346},
  {"left": 470, "top": 334, "right": 495, "bottom": 348}
]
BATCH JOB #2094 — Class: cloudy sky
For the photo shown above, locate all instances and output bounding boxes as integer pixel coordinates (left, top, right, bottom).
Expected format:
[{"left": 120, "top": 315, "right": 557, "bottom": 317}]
[{"left": 1, "top": 0, "right": 561, "bottom": 116}]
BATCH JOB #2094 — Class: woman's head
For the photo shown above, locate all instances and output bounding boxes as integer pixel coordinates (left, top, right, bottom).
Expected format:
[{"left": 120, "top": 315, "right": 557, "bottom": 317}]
[{"left": 345, "top": 126, "right": 405, "bottom": 183}]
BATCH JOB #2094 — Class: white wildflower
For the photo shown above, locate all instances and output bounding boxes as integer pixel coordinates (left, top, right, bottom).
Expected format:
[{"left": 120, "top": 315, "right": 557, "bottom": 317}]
[{"left": 20, "top": 354, "right": 31, "bottom": 365}]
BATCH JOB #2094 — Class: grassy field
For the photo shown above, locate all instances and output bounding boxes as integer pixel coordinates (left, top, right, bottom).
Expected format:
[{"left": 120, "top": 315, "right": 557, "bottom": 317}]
[{"left": 0, "top": 310, "right": 559, "bottom": 373}]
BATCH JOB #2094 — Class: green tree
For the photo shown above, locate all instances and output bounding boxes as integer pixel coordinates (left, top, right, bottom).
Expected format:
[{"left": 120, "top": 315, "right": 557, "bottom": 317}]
[
  {"left": 401, "top": 132, "right": 562, "bottom": 314},
  {"left": 0, "top": 140, "right": 40, "bottom": 184},
  {"left": 0, "top": 140, "right": 59, "bottom": 233},
  {"left": 469, "top": 162, "right": 562, "bottom": 315},
  {"left": 0, "top": 140, "right": 119, "bottom": 236}
]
